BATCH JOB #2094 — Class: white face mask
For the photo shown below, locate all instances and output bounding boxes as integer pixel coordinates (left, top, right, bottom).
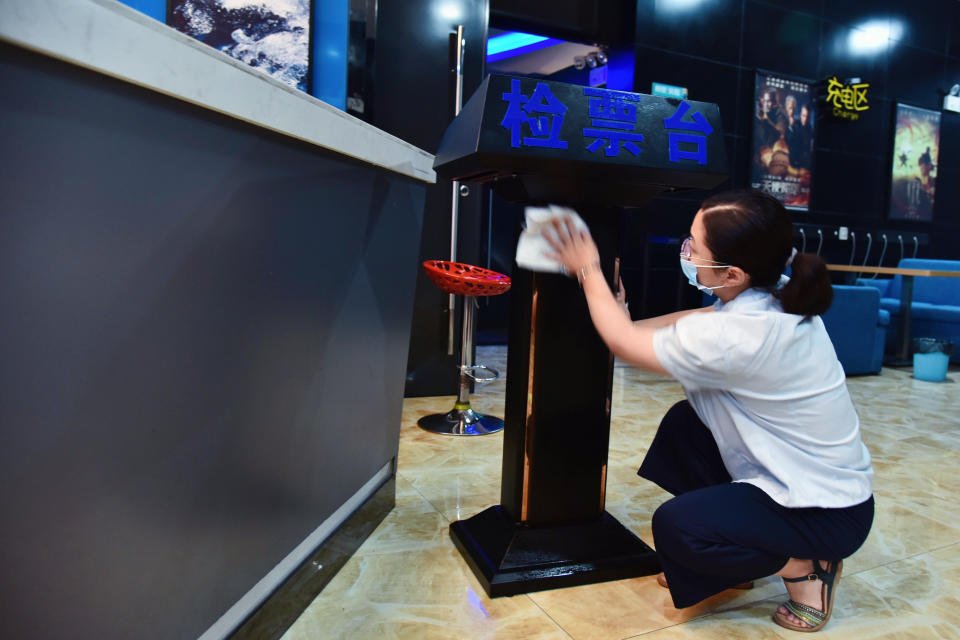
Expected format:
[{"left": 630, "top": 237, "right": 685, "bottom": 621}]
[{"left": 680, "top": 257, "right": 729, "bottom": 294}]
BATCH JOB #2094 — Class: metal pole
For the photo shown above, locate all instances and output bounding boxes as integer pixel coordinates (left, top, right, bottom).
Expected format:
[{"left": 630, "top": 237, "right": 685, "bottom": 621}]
[
  {"left": 458, "top": 296, "right": 475, "bottom": 406},
  {"left": 448, "top": 24, "right": 465, "bottom": 355}
]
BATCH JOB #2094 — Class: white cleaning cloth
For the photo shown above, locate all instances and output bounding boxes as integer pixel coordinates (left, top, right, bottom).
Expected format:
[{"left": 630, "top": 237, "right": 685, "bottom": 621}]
[{"left": 515, "top": 205, "right": 588, "bottom": 274}]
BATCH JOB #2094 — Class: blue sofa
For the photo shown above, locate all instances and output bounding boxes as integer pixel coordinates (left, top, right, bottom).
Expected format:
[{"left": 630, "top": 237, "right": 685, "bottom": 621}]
[
  {"left": 821, "top": 285, "right": 889, "bottom": 375},
  {"left": 703, "top": 284, "right": 888, "bottom": 375},
  {"left": 857, "top": 258, "right": 960, "bottom": 363}
]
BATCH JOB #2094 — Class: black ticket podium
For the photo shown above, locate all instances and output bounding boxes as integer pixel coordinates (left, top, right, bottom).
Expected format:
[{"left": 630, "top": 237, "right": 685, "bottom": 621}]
[{"left": 434, "top": 75, "right": 728, "bottom": 597}]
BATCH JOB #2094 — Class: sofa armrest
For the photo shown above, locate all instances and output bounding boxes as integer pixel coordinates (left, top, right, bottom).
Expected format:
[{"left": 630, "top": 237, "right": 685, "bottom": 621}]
[
  {"left": 822, "top": 285, "right": 885, "bottom": 375},
  {"left": 856, "top": 277, "right": 890, "bottom": 297},
  {"left": 877, "top": 309, "right": 890, "bottom": 327}
]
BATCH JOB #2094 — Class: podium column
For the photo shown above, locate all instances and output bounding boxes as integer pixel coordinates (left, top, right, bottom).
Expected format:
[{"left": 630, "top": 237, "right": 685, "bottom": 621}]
[{"left": 449, "top": 208, "right": 661, "bottom": 597}]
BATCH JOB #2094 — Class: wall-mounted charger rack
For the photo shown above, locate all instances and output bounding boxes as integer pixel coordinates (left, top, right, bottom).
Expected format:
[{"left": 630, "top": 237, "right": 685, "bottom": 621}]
[{"left": 789, "top": 223, "right": 930, "bottom": 269}]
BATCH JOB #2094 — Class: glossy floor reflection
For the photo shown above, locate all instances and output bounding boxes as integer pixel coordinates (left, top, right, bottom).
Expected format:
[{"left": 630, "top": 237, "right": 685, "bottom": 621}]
[{"left": 284, "top": 347, "right": 960, "bottom": 639}]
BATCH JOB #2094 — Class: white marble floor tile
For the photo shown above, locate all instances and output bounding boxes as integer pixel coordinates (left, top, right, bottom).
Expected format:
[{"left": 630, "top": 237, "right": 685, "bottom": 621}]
[{"left": 284, "top": 348, "right": 960, "bottom": 639}]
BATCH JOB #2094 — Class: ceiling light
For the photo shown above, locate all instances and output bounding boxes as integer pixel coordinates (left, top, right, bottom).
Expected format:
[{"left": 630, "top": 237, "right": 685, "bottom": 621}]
[{"left": 848, "top": 18, "right": 905, "bottom": 55}]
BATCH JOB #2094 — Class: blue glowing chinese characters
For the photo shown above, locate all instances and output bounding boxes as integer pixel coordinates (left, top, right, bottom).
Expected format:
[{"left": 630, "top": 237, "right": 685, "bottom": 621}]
[
  {"left": 582, "top": 88, "right": 644, "bottom": 157},
  {"left": 663, "top": 101, "right": 714, "bottom": 165},
  {"left": 500, "top": 79, "right": 569, "bottom": 149},
  {"left": 499, "top": 79, "right": 717, "bottom": 165}
]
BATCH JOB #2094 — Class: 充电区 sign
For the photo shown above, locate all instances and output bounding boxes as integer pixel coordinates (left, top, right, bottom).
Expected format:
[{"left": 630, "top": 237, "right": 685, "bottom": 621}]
[{"left": 824, "top": 76, "right": 870, "bottom": 120}]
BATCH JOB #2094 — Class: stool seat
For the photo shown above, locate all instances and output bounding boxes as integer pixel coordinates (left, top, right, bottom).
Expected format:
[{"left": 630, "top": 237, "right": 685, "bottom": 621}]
[
  {"left": 423, "top": 260, "right": 511, "bottom": 297},
  {"left": 419, "top": 260, "right": 510, "bottom": 436}
]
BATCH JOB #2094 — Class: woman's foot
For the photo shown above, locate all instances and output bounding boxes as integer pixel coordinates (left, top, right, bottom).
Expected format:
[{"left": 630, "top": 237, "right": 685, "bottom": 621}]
[
  {"left": 773, "top": 559, "right": 842, "bottom": 632},
  {"left": 776, "top": 561, "right": 825, "bottom": 628}
]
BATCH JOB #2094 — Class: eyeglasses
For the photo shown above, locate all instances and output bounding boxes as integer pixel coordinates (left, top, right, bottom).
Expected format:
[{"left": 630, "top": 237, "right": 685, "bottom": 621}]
[{"left": 680, "top": 236, "right": 729, "bottom": 265}]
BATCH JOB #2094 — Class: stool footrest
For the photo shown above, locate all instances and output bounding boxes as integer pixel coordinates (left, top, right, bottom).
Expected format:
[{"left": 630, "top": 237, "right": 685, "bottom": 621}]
[{"left": 462, "top": 364, "right": 498, "bottom": 383}]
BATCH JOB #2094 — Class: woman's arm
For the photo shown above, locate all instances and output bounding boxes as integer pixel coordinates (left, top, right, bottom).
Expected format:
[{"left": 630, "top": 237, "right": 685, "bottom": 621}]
[
  {"left": 581, "top": 270, "right": 668, "bottom": 373},
  {"left": 545, "top": 219, "right": 669, "bottom": 374}
]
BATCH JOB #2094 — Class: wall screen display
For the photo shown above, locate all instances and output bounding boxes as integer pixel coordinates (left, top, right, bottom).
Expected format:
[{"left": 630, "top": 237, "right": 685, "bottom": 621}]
[
  {"left": 168, "top": 0, "right": 311, "bottom": 92},
  {"left": 750, "top": 71, "right": 816, "bottom": 211},
  {"left": 888, "top": 104, "right": 940, "bottom": 222}
]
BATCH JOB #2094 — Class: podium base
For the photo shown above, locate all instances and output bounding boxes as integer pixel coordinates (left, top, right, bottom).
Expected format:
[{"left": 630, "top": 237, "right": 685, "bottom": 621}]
[{"left": 450, "top": 505, "right": 661, "bottom": 597}]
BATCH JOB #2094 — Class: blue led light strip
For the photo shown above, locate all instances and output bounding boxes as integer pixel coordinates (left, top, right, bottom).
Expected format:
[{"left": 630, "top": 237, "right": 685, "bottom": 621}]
[{"left": 487, "top": 31, "right": 562, "bottom": 62}]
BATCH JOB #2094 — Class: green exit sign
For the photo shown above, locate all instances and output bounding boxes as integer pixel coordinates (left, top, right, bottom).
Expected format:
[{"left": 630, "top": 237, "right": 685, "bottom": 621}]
[{"left": 652, "top": 82, "right": 688, "bottom": 99}]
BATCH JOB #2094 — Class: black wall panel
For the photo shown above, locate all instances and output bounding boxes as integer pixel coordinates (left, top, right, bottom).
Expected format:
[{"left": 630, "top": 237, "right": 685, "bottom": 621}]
[
  {"left": 635, "top": 0, "right": 742, "bottom": 65},
  {"left": 741, "top": 4, "right": 820, "bottom": 80},
  {"left": 887, "top": 44, "right": 947, "bottom": 109},
  {"left": 492, "top": 0, "right": 636, "bottom": 46},
  {"left": 818, "top": 20, "right": 890, "bottom": 96},
  {"left": 626, "top": 0, "right": 960, "bottom": 313}
]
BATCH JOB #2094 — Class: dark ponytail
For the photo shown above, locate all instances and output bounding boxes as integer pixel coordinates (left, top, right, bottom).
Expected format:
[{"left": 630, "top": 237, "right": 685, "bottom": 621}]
[
  {"left": 700, "top": 190, "right": 834, "bottom": 318},
  {"left": 775, "top": 252, "right": 833, "bottom": 316}
]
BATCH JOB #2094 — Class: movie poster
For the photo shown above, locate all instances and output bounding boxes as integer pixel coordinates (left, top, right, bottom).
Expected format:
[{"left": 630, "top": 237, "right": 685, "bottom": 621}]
[
  {"left": 750, "top": 72, "right": 816, "bottom": 210},
  {"left": 888, "top": 104, "right": 940, "bottom": 221}
]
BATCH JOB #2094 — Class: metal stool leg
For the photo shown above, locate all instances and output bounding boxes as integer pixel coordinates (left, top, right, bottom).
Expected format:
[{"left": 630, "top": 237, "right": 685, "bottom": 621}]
[{"left": 418, "top": 295, "right": 504, "bottom": 435}]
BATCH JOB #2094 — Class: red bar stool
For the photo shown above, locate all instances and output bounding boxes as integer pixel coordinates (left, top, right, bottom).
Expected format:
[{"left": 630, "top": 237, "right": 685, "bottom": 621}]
[{"left": 420, "top": 260, "right": 511, "bottom": 435}]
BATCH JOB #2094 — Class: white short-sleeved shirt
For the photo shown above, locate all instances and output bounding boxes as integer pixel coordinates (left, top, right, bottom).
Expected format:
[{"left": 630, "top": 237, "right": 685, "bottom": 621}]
[{"left": 652, "top": 287, "right": 874, "bottom": 508}]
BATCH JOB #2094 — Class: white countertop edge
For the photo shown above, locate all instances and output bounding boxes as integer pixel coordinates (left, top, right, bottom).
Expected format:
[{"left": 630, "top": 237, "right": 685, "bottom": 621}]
[{"left": 1, "top": 0, "right": 436, "bottom": 183}]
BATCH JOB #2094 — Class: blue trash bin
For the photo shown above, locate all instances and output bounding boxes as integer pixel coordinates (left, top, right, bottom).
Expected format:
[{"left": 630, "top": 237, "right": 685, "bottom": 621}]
[{"left": 912, "top": 338, "right": 954, "bottom": 382}]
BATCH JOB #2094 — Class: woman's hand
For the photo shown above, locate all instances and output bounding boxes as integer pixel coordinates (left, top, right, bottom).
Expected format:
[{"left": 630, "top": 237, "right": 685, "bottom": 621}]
[{"left": 543, "top": 217, "right": 601, "bottom": 278}]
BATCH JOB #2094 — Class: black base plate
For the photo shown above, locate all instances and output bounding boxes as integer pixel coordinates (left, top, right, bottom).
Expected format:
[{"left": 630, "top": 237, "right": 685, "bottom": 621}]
[{"left": 450, "top": 505, "right": 661, "bottom": 597}]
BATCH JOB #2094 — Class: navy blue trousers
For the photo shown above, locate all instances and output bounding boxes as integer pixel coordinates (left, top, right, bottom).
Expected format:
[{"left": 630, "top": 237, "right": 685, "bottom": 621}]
[{"left": 638, "top": 401, "right": 874, "bottom": 609}]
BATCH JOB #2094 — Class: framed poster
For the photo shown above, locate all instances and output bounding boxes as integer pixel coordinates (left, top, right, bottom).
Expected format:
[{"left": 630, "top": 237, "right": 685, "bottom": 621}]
[
  {"left": 750, "top": 71, "right": 816, "bottom": 210},
  {"left": 167, "top": 0, "right": 311, "bottom": 92},
  {"left": 888, "top": 103, "right": 940, "bottom": 221}
]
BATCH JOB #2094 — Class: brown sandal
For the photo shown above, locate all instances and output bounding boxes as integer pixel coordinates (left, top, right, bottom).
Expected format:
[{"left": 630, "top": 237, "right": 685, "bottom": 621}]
[
  {"left": 772, "top": 560, "right": 843, "bottom": 633},
  {"left": 655, "top": 572, "right": 754, "bottom": 590}
]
